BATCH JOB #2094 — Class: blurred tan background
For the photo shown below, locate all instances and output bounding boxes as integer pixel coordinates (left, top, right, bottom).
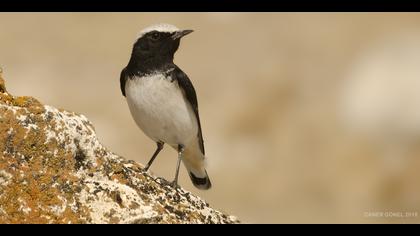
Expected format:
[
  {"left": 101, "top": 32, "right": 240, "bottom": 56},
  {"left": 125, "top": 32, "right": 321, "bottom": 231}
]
[{"left": 1, "top": 13, "right": 420, "bottom": 223}]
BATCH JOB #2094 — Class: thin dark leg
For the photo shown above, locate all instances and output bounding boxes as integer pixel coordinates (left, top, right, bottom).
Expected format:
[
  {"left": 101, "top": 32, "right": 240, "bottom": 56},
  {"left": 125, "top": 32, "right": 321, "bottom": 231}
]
[
  {"left": 143, "top": 141, "right": 164, "bottom": 171},
  {"left": 171, "top": 144, "right": 184, "bottom": 188}
]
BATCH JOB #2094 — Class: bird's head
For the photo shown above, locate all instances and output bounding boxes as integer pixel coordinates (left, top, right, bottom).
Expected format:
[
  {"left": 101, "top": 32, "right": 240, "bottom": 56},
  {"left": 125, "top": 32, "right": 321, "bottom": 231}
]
[{"left": 131, "top": 23, "right": 193, "bottom": 62}]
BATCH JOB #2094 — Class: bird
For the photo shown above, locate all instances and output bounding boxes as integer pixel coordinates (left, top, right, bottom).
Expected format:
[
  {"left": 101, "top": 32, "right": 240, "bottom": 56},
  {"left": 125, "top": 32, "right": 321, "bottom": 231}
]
[{"left": 120, "top": 23, "right": 211, "bottom": 190}]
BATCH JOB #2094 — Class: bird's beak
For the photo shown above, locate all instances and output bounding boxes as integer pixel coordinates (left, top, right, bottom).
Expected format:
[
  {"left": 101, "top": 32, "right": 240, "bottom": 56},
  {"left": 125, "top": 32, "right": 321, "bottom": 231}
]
[{"left": 171, "top": 30, "right": 194, "bottom": 40}]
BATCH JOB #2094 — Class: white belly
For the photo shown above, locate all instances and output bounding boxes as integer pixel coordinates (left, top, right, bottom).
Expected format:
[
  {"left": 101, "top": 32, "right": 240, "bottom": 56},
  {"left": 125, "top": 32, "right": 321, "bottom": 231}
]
[{"left": 125, "top": 74, "right": 198, "bottom": 147}]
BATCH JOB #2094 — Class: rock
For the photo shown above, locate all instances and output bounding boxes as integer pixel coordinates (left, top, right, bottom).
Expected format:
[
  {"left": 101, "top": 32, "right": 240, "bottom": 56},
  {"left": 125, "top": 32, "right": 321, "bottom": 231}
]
[{"left": 0, "top": 72, "right": 239, "bottom": 224}]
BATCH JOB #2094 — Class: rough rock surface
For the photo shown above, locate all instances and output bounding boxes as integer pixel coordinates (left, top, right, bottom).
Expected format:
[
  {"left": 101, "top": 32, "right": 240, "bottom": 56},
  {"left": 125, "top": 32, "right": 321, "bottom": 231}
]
[{"left": 0, "top": 71, "right": 239, "bottom": 224}]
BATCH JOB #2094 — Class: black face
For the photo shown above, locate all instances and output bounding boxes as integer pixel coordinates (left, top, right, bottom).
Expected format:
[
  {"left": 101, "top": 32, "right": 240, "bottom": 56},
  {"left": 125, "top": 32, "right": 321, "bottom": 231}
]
[
  {"left": 132, "top": 31, "right": 180, "bottom": 62},
  {"left": 127, "top": 29, "right": 193, "bottom": 73}
]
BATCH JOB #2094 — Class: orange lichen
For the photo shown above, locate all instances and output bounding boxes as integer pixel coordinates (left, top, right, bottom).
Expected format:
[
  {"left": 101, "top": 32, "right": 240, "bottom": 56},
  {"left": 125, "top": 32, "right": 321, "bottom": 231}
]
[
  {"left": 17, "top": 95, "right": 39, "bottom": 105},
  {"left": 0, "top": 78, "right": 89, "bottom": 223},
  {"left": 0, "top": 74, "right": 238, "bottom": 224}
]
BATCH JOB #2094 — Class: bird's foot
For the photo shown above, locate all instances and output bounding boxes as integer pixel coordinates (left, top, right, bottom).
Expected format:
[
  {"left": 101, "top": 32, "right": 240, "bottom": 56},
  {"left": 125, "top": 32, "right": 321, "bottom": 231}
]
[
  {"left": 170, "top": 181, "right": 180, "bottom": 190},
  {"left": 141, "top": 165, "right": 150, "bottom": 173}
]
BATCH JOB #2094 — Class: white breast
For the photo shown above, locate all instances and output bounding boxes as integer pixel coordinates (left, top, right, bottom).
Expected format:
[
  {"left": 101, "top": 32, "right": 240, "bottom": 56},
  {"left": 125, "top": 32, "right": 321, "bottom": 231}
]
[{"left": 125, "top": 73, "right": 198, "bottom": 147}]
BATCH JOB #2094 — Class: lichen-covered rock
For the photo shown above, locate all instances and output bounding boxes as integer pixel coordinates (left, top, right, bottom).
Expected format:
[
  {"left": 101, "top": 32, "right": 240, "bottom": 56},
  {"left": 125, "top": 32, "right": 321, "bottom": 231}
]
[{"left": 0, "top": 72, "right": 239, "bottom": 224}]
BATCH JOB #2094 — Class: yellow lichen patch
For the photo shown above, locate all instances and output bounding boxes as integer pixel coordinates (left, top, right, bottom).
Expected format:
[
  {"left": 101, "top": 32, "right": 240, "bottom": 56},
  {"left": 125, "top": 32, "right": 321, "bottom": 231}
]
[
  {"left": 0, "top": 92, "right": 90, "bottom": 223},
  {"left": 12, "top": 96, "right": 44, "bottom": 112},
  {"left": 0, "top": 76, "right": 44, "bottom": 114},
  {"left": 13, "top": 96, "right": 31, "bottom": 107}
]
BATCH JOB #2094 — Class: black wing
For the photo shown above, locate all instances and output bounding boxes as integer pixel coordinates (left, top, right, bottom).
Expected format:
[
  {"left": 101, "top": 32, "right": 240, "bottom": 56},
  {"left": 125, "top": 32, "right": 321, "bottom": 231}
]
[
  {"left": 120, "top": 67, "right": 128, "bottom": 97},
  {"left": 172, "top": 66, "right": 205, "bottom": 155}
]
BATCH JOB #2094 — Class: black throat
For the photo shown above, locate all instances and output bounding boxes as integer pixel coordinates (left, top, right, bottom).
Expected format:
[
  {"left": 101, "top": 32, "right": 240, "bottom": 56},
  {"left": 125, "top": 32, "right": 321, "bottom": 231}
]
[{"left": 126, "top": 54, "right": 175, "bottom": 77}]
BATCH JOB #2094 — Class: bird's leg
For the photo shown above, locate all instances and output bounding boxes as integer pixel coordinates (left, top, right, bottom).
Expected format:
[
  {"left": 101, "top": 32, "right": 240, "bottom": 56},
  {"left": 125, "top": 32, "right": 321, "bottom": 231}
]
[
  {"left": 143, "top": 141, "right": 164, "bottom": 172},
  {"left": 171, "top": 144, "right": 184, "bottom": 189}
]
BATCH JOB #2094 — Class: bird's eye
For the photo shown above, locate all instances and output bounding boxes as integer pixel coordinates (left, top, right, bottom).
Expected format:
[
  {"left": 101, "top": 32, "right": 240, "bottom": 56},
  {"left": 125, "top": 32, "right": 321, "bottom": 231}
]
[{"left": 149, "top": 32, "right": 161, "bottom": 41}]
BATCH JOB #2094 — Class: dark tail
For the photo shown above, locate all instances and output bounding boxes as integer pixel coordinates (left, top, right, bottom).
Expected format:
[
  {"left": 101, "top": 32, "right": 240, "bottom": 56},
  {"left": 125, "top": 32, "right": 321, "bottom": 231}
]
[{"left": 189, "top": 170, "right": 212, "bottom": 190}]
